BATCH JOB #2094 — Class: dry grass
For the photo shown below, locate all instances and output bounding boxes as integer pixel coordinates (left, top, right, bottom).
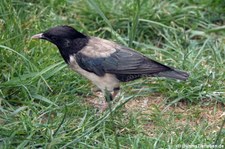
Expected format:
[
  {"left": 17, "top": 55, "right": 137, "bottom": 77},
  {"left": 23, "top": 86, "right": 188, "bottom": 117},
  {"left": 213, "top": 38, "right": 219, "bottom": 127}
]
[{"left": 125, "top": 95, "right": 225, "bottom": 137}]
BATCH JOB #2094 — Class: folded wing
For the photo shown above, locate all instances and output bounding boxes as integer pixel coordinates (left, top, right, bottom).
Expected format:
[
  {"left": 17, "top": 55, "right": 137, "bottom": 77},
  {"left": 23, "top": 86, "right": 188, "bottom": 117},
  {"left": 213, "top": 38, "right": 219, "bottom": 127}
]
[{"left": 75, "top": 37, "right": 188, "bottom": 82}]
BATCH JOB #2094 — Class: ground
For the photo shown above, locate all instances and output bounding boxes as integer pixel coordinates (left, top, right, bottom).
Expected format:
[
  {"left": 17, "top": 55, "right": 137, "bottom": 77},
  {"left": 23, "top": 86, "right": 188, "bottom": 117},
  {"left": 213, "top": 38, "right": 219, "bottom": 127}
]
[
  {"left": 125, "top": 95, "right": 225, "bottom": 136},
  {"left": 0, "top": 0, "right": 225, "bottom": 148}
]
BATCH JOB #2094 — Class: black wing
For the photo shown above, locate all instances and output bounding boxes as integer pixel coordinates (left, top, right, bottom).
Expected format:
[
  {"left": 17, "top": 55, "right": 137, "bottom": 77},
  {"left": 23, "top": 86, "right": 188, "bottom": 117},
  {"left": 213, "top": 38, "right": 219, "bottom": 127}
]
[{"left": 75, "top": 43, "right": 172, "bottom": 82}]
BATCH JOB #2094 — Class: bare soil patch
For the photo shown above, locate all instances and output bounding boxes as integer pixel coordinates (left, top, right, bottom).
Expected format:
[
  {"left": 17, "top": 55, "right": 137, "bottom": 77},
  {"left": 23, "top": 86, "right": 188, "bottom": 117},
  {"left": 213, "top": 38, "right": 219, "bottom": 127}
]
[{"left": 124, "top": 94, "right": 225, "bottom": 136}]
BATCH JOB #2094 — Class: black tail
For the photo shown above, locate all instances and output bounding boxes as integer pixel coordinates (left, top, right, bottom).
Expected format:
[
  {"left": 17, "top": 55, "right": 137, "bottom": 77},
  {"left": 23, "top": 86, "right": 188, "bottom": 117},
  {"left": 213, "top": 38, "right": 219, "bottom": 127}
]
[{"left": 153, "top": 69, "right": 189, "bottom": 81}]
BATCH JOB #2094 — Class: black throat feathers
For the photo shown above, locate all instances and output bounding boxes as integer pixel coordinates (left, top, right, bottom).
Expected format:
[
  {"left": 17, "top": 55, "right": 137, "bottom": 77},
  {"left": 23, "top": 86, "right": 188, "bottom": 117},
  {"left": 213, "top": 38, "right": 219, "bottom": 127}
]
[{"left": 57, "top": 37, "right": 89, "bottom": 63}]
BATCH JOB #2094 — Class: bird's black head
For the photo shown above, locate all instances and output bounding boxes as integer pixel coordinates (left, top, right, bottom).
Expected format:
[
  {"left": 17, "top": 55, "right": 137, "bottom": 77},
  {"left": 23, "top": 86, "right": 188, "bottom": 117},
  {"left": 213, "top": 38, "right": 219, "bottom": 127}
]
[
  {"left": 32, "top": 25, "right": 86, "bottom": 45},
  {"left": 32, "top": 25, "right": 89, "bottom": 63}
]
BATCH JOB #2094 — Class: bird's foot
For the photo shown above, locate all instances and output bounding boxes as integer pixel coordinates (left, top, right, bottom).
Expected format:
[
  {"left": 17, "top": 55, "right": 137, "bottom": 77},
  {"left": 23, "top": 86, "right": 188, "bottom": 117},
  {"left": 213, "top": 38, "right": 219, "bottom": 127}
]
[
  {"left": 96, "top": 100, "right": 108, "bottom": 114},
  {"left": 85, "top": 94, "right": 109, "bottom": 114}
]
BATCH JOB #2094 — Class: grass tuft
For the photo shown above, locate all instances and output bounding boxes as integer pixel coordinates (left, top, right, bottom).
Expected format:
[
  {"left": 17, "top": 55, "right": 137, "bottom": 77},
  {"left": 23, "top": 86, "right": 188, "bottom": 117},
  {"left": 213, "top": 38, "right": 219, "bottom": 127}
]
[{"left": 0, "top": 0, "right": 224, "bottom": 148}]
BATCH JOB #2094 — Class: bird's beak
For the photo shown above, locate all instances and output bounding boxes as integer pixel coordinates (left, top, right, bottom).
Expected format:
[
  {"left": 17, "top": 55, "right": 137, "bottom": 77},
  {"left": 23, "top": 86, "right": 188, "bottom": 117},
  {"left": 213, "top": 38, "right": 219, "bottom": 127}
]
[{"left": 31, "top": 33, "right": 44, "bottom": 39}]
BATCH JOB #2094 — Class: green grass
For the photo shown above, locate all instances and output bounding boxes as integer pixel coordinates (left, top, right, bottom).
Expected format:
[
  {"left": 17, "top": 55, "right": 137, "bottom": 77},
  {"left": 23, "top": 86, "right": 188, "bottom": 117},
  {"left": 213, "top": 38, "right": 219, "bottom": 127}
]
[{"left": 0, "top": 0, "right": 225, "bottom": 148}]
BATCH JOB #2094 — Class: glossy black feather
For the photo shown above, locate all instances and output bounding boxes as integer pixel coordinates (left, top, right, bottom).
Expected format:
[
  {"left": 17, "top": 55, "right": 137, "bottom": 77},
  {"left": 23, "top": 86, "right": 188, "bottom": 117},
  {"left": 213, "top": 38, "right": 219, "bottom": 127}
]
[
  {"left": 75, "top": 46, "right": 175, "bottom": 82},
  {"left": 75, "top": 52, "right": 106, "bottom": 76}
]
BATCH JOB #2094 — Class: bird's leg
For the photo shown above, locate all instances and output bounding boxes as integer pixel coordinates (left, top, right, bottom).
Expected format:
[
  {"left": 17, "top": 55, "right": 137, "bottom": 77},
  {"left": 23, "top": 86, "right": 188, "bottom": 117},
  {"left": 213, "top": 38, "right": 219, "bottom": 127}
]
[
  {"left": 86, "top": 91, "right": 104, "bottom": 108},
  {"left": 93, "top": 89, "right": 112, "bottom": 114},
  {"left": 89, "top": 87, "right": 120, "bottom": 114},
  {"left": 87, "top": 86, "right": 104, "bottom": 109},
  {"left": 98, "top": 87, "right": 120, "bottom": 113},
  {"left": 86, "top": 91, "right": 109, "bottom": 113},
  {"left": 111, "top": 87, "right": 120, "bottom": 99},
  {"left": 98, "top": 89, "right": 112, "bottom": 113}
]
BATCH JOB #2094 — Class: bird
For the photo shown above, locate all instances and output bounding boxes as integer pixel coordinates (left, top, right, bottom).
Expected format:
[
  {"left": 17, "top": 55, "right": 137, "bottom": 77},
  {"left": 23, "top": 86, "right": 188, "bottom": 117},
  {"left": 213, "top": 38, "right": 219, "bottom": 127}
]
[{"left": 32, "top": 25, "right": 189, "bottom": 112}]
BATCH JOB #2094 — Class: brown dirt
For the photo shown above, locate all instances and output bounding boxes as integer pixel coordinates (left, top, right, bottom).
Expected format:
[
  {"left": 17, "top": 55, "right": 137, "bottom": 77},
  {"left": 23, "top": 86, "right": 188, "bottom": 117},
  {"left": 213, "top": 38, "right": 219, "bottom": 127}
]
[{"left": 124, "top": 94, "right": 225, "bottom": 136}]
